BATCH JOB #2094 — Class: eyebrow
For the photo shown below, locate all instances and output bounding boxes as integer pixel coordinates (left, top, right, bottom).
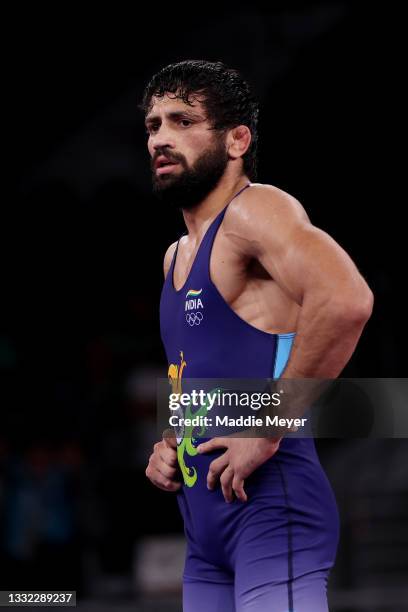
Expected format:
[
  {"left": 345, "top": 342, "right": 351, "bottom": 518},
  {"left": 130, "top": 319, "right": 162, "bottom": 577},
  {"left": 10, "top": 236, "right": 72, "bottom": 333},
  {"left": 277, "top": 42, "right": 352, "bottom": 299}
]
[{"left": 145, "top": 110, "right": 205, "bottom": 127}]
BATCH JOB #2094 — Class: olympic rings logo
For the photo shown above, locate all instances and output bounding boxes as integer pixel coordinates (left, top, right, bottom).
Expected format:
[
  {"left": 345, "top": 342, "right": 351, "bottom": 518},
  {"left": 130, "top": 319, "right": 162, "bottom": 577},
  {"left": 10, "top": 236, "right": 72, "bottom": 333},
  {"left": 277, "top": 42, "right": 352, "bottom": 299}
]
[{"left": 186, "top": 311, "right": 204, "bottom": 326}]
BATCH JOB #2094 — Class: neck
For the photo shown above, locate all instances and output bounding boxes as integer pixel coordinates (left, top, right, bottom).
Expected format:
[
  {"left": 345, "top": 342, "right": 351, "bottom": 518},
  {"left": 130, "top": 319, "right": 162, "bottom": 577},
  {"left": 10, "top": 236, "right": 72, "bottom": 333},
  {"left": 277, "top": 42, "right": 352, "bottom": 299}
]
[{"left": 182, "top": 173, "right": 250, "bottom": 239}]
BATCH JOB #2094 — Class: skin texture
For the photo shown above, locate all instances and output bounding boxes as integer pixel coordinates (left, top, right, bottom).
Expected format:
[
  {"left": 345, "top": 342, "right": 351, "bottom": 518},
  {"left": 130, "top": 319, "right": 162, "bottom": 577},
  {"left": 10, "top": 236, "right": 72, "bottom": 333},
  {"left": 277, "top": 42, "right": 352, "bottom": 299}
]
[
  {"left": 145, "top": 93, "right": 374, "bottom": 502},
  {"left": 145, "top": 429, "right": 181, "bottom": 493}
]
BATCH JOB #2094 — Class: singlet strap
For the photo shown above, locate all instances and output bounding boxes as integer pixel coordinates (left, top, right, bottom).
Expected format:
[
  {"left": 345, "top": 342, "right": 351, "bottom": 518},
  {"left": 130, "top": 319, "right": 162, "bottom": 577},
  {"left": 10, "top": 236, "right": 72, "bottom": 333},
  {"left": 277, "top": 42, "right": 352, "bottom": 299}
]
[
  {"left": 167, "top": 181, "right": 252, "bottom": 291},
  {"left": 167, "top": 233, "right": 185, "bottom": 279},
  {"left": 202, "top": 181, "right": 251, "bottom": 249}
]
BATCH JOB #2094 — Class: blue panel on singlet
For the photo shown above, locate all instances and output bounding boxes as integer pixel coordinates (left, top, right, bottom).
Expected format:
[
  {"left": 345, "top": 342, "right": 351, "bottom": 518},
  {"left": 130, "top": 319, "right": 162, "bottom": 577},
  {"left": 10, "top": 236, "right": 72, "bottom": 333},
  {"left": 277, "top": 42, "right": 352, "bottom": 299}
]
[{"left": 273, "top": 333, "right": 296, "bottom": 378}]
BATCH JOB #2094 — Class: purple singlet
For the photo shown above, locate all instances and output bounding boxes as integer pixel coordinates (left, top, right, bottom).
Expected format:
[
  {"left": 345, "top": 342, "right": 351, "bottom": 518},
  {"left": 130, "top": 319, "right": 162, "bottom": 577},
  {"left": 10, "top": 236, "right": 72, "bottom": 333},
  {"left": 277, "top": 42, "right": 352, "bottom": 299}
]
[{"left": 160, "top": 182, "right": 339, "bottom": 611}]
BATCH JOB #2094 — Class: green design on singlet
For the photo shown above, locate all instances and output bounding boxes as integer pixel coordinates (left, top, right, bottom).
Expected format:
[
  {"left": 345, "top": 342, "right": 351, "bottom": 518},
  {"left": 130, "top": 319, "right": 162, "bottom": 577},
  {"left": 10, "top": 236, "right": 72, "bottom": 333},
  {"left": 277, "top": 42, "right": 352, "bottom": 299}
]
[{"left": 177, "top": 388, "right": 221, "bottom": 488}]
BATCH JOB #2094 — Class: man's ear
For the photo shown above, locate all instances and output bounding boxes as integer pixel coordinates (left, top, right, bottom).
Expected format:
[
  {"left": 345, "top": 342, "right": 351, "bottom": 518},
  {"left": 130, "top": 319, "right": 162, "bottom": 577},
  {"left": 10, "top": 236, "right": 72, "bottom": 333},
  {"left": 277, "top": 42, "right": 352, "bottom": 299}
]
[{"left": 227, "top": 125, "right": 252, "bottom": 159}]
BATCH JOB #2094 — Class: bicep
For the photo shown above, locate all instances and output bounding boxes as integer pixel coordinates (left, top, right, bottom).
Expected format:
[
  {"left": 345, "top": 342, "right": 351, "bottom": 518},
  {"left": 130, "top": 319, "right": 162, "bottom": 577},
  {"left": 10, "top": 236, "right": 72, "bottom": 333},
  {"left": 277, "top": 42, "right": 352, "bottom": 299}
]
[
  {"left": 225, "top": 185, "right": 368, "bottom": 307},
  {"left": 258, "top": 223, "right": 367, "bottom": 306}
]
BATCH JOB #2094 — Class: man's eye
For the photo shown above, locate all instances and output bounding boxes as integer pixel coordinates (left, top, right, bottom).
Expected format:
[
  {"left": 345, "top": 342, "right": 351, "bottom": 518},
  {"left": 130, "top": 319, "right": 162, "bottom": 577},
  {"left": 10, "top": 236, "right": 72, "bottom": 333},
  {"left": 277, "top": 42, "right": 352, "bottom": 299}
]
[
  {"left": 146, "top": 125, "right": 159, "bottom": 134},
  {"left": 180, "top": 119, "right": 191, "bottom": 127}
]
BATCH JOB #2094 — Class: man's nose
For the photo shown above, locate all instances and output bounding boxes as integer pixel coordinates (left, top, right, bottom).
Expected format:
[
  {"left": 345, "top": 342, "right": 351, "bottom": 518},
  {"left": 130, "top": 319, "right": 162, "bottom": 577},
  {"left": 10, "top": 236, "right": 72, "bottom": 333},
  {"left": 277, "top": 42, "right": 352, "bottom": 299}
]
[{"left": 152, "top": 126, "right": 175, "bottom": 151}]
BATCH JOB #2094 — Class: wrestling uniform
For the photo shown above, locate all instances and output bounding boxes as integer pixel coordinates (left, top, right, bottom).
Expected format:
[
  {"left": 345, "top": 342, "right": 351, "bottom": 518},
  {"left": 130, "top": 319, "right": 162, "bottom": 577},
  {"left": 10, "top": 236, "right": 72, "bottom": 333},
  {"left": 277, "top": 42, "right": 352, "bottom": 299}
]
[{"left": 160, "top": 182, "right": 339, "bottom": 612}]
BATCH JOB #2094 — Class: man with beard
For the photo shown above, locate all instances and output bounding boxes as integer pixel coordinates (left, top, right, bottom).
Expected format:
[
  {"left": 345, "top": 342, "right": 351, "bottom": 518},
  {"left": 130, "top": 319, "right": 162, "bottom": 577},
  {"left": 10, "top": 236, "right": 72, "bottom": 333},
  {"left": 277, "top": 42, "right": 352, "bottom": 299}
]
[{"left": 143, "top": 60, "right": 373, "bottom": 612}]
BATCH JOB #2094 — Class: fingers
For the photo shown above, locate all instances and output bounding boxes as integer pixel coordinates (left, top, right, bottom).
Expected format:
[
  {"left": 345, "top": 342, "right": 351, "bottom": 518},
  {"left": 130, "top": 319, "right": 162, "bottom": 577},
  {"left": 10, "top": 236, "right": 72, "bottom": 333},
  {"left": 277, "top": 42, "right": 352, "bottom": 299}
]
[
  {"left": 152, "top": 453, "right": 178, "bottom": 480},
  {"left": 219, "top": 468, "right": 247, "bottom": 503},
  {"left": 145, "top": 458, "right": 181, "bottom": 492},
  {"left": 146, "top": 440, "right": 181, "bottom": 493},
  {"left": 207, "top": 453, "right": 230, "bottom": 491},
  {"left": 197, "top": 437, "right": 227, "bottom": 454},
  {"left": 162, "top": 428, "right": 178, "bottom": 450},
  {"left": 207, "top": 453, "right": 248, "bottom": 503},
  {"left": 155, "top": 441, "right": 178, "bottom": 468},
  {"left": 160, "top": 446, "right": 178, "bottom": 468},
  {"left": 232, "top": 475, "right": 247, "bottom": 503},
  {"left": 146, "top": 469, "right": 181, "bottom": 492},
  {"left": 220, "top": 466, "right": 234, "bottom": 503}
]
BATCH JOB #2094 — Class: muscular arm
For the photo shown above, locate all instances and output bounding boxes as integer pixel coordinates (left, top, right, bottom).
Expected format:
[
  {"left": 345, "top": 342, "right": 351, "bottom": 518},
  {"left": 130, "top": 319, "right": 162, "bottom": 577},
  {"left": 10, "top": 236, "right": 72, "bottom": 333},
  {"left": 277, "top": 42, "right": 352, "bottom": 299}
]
[
  {"left": 198, "top": 185, "right": 373, "bottom": 501},
  {"left": 224, "top": 184, "right": 374, "bottom": 378},
  {"left": 144, "top": 242, "right": 182, "bottom": 494}
]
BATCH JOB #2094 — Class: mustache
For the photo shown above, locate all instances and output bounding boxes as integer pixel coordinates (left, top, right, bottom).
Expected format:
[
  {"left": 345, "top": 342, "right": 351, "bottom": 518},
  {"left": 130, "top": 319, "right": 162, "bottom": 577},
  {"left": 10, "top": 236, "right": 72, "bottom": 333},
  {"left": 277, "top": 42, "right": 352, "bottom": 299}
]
[{"left": 151, "top": 150, "right": 185, "bottom": 170}]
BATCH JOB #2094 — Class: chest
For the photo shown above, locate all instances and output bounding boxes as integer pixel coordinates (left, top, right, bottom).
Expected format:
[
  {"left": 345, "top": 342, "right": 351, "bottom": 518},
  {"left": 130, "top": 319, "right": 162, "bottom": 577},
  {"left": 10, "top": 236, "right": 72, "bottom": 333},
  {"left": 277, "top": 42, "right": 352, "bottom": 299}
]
[
  {"left": 168, "top": 223, "right": 299, "bottom": 336},
  {"left": 172, "top": 226, "right": 275, "bottom": 305}
]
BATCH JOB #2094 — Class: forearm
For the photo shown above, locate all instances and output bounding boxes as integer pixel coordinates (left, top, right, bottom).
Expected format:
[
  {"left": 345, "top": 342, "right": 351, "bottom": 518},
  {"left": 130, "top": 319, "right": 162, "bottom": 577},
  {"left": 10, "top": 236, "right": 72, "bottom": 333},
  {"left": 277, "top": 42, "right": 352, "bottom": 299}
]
[{"left": 281, "top": 294, "right": 372, "bottom": 379}]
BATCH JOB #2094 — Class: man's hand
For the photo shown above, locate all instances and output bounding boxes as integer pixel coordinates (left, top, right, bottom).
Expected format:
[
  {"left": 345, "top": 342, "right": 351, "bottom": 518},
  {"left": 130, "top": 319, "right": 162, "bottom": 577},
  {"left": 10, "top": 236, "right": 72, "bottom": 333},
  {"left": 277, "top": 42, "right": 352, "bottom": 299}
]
[
  {"left": 145, "top": 429, "right": 182, "bottom": 492},
  {"left": 197, "top": 435, "right": 281, "bottom": 503}
]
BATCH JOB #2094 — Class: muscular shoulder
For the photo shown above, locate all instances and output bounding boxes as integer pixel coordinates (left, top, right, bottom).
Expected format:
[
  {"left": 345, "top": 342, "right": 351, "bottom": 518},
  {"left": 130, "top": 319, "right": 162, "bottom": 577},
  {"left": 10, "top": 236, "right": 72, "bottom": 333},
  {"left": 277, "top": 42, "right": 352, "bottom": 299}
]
[
  {"left": 163, "top": 241, "right": 178, "bottom": 279},
  {"left": 223, "top": 183, "right": 311, "bottom": 257}
]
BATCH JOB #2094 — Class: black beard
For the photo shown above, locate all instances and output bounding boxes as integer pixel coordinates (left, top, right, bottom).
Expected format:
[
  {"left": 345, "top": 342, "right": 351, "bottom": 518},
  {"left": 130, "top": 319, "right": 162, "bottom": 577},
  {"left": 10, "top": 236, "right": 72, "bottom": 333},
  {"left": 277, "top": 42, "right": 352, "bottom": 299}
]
[{"left": 151, "top": 137, "right": 228, "bottom": 210}]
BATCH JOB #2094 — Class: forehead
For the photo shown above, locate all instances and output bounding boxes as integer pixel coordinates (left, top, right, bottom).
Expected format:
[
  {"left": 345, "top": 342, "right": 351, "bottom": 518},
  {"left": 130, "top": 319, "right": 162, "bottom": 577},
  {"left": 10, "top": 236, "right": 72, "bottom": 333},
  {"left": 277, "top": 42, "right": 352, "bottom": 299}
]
[{"left": 146, "top": 92, "right": 206, "bottom": 119}]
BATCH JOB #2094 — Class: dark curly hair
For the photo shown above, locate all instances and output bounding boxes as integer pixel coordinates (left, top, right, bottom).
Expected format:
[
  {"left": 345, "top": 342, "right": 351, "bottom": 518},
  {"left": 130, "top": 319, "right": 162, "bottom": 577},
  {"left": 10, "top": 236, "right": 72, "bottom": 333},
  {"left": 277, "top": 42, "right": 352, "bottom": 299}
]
[{"left": 140, "top": 60, "right": 259, "bottom": 181}]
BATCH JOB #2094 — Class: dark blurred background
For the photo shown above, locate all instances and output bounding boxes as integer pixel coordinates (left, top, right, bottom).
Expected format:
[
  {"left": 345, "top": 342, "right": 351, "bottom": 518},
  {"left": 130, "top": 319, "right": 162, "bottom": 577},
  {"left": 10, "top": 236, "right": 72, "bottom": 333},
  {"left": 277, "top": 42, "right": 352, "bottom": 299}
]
[{"left": 2, "top": 2, "right": 406, "bottom": 611}]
